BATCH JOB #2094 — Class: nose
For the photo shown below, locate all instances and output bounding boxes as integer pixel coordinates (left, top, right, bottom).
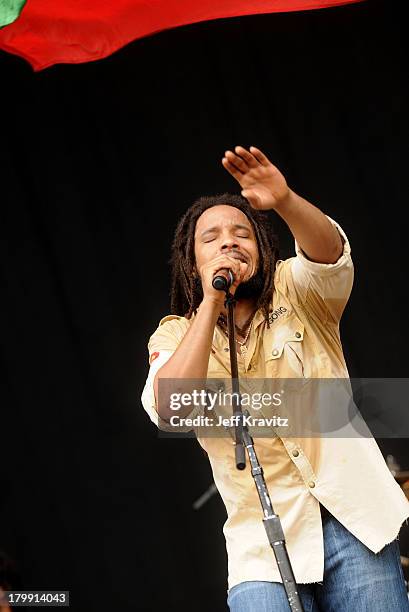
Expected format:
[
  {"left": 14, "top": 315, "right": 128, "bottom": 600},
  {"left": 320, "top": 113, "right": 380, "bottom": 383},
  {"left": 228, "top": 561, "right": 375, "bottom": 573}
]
[{"left": 220, "top": 235, "right": 239, "bottom": 251}]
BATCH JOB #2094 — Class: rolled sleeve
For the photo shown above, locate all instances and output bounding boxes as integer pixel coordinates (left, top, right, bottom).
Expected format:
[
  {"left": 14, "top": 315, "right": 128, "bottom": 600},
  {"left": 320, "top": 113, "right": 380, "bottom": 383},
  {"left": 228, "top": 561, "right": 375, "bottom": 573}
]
[
  {"left": 140, "top": 316, "right": 201, "bottom": 433},
  {"left": 290, "top": 216, "right": 354, "bottom": 323},
  {"left": 141, "top": 350, "right": 177, "bottom": 432}
]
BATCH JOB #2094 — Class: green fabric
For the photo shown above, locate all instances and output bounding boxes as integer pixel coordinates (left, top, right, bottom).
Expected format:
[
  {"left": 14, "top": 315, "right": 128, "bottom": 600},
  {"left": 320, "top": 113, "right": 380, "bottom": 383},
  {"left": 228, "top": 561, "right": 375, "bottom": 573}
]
[{"left": 0, "top": 0, "right": 27, "bottom": 28}]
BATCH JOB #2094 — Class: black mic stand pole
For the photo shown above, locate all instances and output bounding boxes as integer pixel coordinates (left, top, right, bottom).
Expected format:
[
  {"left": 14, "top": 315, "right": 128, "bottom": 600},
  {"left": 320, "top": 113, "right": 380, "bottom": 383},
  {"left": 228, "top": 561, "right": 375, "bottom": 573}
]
[{"left": 224, "top": 288, "right": 304, "bottom": 612}]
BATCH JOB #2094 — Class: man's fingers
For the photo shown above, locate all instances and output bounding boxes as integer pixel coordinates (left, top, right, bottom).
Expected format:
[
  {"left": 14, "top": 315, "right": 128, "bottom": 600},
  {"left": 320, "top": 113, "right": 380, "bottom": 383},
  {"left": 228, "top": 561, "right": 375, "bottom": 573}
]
[
  {"left": 223, "top": 145, "right": 270, "bottom": 174},
  {"left": 225, "top": 150, "right": 249, "bottom": 173},
  {"left": 212, "top": 258, "right": 242, "bottom": 281},
  {"left": 228, "top": 261, "right": 249, "bottom": 287},
  {"left": 234, "top": 146, "right": 258, "bottom": 168},
  {"left": 238, "top": 261, "right": 249, "bottom": 283},
  {"left": 225, "top": 151, "right": 250, "bottom": 174},
  {"left": 222, "top": 157, "right": 243, "bottom": 179},
  {"left": 249, "top": 146, "right": 270, "bottom": 166}
]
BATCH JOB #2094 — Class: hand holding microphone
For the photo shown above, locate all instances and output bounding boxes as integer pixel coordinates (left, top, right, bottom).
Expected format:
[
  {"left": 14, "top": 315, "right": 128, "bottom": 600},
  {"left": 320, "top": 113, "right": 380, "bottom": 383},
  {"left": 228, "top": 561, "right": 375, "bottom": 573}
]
[
  {"left": 199, "top": 254, "right": 248, "bottom": 304},
  {"left": 212, "top": 269, "right": 234, "bottom": 291}
]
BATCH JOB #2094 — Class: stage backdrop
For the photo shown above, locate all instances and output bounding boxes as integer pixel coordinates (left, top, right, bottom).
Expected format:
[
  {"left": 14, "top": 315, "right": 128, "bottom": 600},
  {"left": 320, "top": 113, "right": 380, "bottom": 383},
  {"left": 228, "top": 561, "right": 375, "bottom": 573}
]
[{"left": 1, "top": 1, "right": 408, "bottom": 610}]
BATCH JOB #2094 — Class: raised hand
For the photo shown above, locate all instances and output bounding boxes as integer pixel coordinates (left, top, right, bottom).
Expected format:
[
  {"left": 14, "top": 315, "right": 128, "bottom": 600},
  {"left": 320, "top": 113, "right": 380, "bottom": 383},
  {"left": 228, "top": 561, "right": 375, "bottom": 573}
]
[{"left": 222, "top": 145, "right": 290, "bottom": 211}]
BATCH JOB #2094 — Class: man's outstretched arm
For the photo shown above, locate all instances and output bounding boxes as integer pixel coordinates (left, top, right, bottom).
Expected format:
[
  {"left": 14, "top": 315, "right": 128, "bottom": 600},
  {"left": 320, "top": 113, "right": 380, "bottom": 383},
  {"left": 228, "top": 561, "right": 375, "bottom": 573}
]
[{"left": 222, "top": 145, "right": 343, "bottom": 264}]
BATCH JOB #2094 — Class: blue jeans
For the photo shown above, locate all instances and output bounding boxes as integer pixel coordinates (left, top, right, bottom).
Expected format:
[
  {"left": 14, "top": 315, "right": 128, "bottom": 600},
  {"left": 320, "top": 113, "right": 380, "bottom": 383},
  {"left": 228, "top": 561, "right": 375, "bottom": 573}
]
[{"left": 227, "top": 506, "right": 409, "bottom": 611}]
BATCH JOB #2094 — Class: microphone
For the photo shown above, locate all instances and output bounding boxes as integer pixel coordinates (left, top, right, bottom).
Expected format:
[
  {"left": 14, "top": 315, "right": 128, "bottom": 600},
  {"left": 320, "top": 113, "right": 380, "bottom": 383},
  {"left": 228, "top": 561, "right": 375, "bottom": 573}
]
[{"left": 212, "top": 269, "right": 234, "bottom": 291}]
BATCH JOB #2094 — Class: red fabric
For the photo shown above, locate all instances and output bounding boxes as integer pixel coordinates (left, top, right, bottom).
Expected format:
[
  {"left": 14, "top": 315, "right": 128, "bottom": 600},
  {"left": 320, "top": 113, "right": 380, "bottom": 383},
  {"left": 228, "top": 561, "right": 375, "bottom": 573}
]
[{"left": 0, "top": 0, "right": 365, "bottom": 71}]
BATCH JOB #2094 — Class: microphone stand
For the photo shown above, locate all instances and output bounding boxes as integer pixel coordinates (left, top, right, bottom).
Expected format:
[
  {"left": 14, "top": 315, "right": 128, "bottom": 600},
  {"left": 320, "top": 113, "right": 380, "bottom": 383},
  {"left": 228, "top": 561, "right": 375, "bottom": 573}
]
[{"left": 224, "top": 288, "right": 304, "bottom": 612}]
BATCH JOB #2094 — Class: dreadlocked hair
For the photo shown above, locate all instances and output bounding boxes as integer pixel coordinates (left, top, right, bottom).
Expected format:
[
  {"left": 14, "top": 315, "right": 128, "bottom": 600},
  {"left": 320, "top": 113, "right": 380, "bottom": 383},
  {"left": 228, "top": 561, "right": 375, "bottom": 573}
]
[{"left": 169, "top": 193, "right": 279, "bottom": 326}]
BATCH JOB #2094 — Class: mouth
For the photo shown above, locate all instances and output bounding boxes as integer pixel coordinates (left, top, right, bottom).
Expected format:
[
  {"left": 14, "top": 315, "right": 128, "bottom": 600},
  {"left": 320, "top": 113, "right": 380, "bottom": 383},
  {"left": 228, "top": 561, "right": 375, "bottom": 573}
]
[{"left": 227, "top": 251, "right": 248, "bottom": 264}]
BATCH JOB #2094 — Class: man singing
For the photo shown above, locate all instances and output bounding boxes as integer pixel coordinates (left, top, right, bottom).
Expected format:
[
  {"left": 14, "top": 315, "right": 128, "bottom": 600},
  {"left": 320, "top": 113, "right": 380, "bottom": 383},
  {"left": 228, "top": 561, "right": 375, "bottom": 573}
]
[{"left": 141, "top": 145, "right": 409, "bottom": 611}]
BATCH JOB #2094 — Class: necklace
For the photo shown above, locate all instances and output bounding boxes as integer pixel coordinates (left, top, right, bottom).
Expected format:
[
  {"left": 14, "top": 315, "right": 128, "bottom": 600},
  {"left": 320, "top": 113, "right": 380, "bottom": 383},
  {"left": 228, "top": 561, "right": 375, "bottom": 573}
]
[{"left": 218, "top": 312, "right": 256, "bottom": 354}]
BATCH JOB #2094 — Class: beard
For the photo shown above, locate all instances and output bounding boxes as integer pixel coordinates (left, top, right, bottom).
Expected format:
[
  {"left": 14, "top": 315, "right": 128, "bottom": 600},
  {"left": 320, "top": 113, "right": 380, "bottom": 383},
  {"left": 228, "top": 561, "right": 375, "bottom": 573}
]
[
  {"left": 193, "top": 267, "right": 264, "bottom": 302},
  {"left": 234, "top": 267, "right": 264, "bottom": 300}
]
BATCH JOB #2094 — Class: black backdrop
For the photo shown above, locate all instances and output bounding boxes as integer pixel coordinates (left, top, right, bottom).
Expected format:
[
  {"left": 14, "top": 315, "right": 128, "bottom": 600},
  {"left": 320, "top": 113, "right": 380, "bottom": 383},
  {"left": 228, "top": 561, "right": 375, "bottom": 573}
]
[{"left": 1, "top": 0, "right": 408, "bottom": 610}]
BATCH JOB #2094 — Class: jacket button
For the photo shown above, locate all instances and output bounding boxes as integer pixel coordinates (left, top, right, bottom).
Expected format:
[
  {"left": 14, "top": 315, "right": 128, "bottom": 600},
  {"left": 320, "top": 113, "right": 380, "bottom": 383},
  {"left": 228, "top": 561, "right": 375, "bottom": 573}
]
[
  {"left": 272, "top": 349, "right": 279, "bottom": 356},
  {"left": 308, "top": 481, "right": 316, "bottom": 488},
  {"left": 292, "top": 449, "right": 299, "bottom": 457},
  {"left": 295, "top": 331, "right": 301, "bottom": 338}
]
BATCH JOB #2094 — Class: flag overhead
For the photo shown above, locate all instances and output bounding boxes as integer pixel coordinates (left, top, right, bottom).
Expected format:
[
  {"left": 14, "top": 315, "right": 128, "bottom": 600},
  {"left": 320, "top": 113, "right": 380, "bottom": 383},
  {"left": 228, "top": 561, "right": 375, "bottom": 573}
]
[{"left": 0, "top": 0, "right": 365, "bottom": 71}]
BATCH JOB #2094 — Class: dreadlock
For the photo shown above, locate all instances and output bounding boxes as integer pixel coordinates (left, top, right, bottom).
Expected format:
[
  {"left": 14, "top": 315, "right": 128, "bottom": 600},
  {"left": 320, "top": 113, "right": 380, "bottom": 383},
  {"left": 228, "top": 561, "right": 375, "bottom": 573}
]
[{"left": 170, "top": 193, "right": 279, "bottom": 326}]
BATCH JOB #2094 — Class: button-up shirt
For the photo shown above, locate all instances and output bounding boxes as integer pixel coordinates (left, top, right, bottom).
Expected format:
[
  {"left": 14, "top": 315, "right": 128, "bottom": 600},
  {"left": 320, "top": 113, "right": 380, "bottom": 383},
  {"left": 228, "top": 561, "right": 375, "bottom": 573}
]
[{"left": 141, "top": 217, "right": 409, "bottom": 590}]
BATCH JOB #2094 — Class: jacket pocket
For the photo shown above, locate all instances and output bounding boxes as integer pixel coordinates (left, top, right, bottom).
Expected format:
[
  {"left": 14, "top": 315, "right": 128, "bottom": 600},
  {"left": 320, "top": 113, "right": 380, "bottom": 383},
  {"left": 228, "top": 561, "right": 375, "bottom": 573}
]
[{"left": 264, "top": 314, "right": 306, "bottom": 378}]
